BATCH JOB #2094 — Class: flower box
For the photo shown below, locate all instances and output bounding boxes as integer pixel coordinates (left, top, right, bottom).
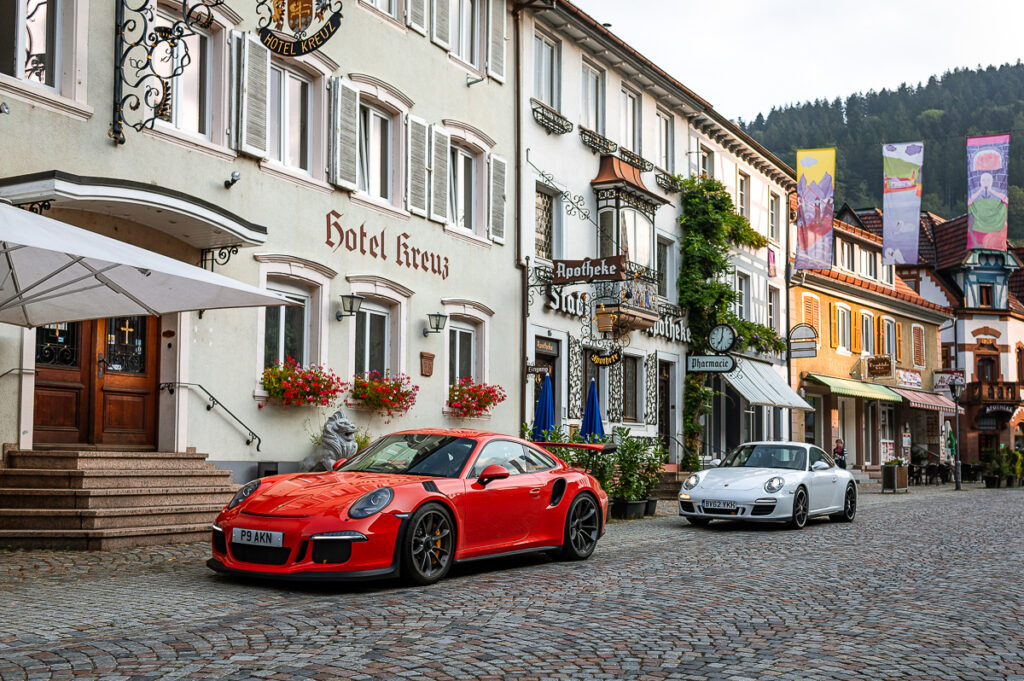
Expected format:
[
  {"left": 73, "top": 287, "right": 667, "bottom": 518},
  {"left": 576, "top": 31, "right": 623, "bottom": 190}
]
[
  {"left": 345, "top": 372, "right": 419, "bottom": 422},
  {"left": 260, "top": 358, "right": 345, "bottom": 408},
  {"left": 446, "top": 378, "right": 508, "bottom": 419},
  {"left": 881, "top": 464, "right": 908, "bottom": 494}
]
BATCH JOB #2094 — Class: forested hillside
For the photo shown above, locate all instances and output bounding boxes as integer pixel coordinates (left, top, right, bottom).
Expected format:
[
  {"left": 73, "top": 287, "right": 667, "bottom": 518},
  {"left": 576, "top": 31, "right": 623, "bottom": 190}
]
[{"left": 740, "top": 62, "right": 1024, "bottom": 240}]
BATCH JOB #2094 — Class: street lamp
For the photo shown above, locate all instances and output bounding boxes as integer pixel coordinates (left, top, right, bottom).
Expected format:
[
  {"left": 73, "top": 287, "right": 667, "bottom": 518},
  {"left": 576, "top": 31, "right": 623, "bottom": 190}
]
[{"left": 948, "top": 375, "right": 965, "bottom": 491}]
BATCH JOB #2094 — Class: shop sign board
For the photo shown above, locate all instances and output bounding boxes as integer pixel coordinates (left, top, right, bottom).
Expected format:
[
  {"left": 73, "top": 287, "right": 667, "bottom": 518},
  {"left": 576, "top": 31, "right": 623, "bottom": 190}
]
[
  {"left": 526, "top": 364, "right": 550, "bottom": 375},
  {"left": 866, "top": 355, "right": 893, "bottom": 378},
  {"left": 590, "top": 351, "right": 622, "bottom": 366},
  {"left": 551, "top": 256, "right": 627, "bottom": 285},
  {"left": 687, "top": 355, "right": 736, "bottom": 373},
  {"left": 985, "top": 404, "right": 1015, "bottom": 413},
  {"left": 788, "top": 323, "right": 818, "bottom": 359},
  {"left": 934, "top": 369, "right": 965, "bottom": 391},
  {"left": 535, "top": 338, "right": 558, "bottom": 356},
  {"left": 896, "top": 368, "right": 922, "bottom": 388},
  {"left": 257, "top": 1, "right": 345, "bottom": 57}
]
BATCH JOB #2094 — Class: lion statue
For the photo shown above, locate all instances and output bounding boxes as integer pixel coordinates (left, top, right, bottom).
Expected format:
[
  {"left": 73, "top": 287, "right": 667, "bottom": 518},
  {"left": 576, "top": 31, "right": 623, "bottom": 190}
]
[{"left": 300, "top": 410, "right": 359, "bottom": 472}]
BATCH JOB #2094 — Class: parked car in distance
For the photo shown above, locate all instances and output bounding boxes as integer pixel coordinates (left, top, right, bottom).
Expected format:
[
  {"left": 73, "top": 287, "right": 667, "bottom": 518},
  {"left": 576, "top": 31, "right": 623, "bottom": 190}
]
[
  {"left": 208, "top": 429, "right": 610, "bottom": 585},
  {"left": 678, "top": 441, "right": 857, "bottom": 529}
]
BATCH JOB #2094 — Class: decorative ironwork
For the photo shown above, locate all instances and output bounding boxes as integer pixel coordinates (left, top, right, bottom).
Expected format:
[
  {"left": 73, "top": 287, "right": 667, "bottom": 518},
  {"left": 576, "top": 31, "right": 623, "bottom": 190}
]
[
  {"left": 201, "top": 245, "right": 240, "bottom": 271},
  {"left": 579, "top": 127, "right": 617, "bottom": 155},
  {"left": 568, "top": 335, "right": 583, "bottom": 420},
  {"left": 160, "top": 382, "right": 262, "bottom": 450},
  {"left": 657, "top": 302, "right": 683, "bottom": 318},
  {"left": 644, "top": 353, "right": 658, "bottom": 426},
  {"left": 17, "top": 200, "right": 52, "bottom": 214},
  {"left": 656, "top": 172, "right": 682, "bottom": 193},
  {"left": 23, "top": 1, "right": 52, "bottom": 84},
  {"left": 595, "top": 187, "right": 658, "bottom": 222},
  {"left": 110, "top": 1, "right": 225, "bottom": 145},
  {"left": 255, "top": 0, "right": 344, "bottom": 55},
  {"left": 35, "top": 323, "right": 79, "bottom": 367},
  {"left": 618, "top": 147, "right": 654, "bottom": 173},
  {"left": 104, "top": 316, "right": 147, "bottom": 373},
  {"left": 607, "top": 360, "right": 623, "bottom": 422},
  {"left": 531, "top": 99, "right": 573, "bottom": 135},
  {"left": 527, "top": 157, "right": 594, "bottom": 226},
  {"left": 526, "top": 260, "right": 554, "bottom": 311}
]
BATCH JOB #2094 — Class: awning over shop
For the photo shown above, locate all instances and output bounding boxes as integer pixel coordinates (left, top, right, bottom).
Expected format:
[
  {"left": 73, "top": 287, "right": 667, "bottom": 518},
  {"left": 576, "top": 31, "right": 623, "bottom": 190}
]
[
  {"left": 890, "top": 387, "right": 960, "bottom": 413},
  {"left": 723, "top": 357, "right": 813, "bottom": 411},
  {"left": 805, "top": 374, "right": 903, "bottom": 402}
]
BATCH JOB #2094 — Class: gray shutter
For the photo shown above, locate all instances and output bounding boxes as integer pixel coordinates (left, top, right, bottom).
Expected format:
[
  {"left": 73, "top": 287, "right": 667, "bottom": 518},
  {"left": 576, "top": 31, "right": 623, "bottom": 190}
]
[
  {"left": 568, "top": 336, "right": 583, "bottom": 420},
  {"left": 428, "top": 124, "right": 450, "bottom": 223},
  {"left": 406, "top": 114, "right": 429, "bottom": 217},
  {"left": 645, "top": 353, "right": 658, "bottom": 426},
  {"left": 407, "top": 0, "right": 427, "bottom": 35},
  {"left": 234, "top": 31, "right": 270, "bottom": 158},
  {"left": 329, "top": 78, "right": 360, "bottom": 191},
  {"left": 431, "top": 0, "right": 451, "bottom": 50},
  {"left": 486, "top": 0, "right": 506, "bottom": 81},
  {"left": 488, "top": 153, "right": 507, "bottom": 243}
]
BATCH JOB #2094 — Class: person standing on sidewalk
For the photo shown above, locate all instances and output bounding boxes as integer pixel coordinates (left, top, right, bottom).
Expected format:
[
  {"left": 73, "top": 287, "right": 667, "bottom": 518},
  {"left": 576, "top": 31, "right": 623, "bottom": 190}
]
[{"left": 832, "top": 439, "right": 848, "bottom": 469}]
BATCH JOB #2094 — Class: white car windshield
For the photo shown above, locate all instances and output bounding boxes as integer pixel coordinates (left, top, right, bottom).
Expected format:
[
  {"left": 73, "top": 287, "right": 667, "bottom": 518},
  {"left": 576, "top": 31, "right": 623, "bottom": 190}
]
[{"left": 721, "top": 444, "right": 807, "bottom": 471}]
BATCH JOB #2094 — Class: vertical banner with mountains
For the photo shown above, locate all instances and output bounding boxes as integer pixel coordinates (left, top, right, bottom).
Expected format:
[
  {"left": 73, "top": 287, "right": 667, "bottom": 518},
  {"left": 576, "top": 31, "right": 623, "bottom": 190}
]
[
  {"left": 967, "top": 134, "right": 1011, "bottom": 251},
  {"left": 882, "top": 142, "right": 924, "bottom": 265},
  {"left": 795, "top": 148, "right": 836, "bottom": 270}
]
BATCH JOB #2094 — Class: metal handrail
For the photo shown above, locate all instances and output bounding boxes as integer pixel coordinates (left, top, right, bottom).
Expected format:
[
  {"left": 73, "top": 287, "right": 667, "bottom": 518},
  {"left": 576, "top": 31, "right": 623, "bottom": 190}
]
[
  {"left": 0, "top": 368, "right": 35, "bottom": 379},
  {"left": 159, "top": 382, "right": 262, "bottom": 451}
]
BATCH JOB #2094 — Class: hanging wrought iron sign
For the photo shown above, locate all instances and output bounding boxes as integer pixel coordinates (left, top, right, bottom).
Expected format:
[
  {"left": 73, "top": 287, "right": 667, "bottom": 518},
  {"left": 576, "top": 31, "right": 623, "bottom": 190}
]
[
  {"left": 257, "top": 0, "right": 344, "bottom": 56},
  {"left": 590, "top": 350, "right": 622, "bottom": 367}
]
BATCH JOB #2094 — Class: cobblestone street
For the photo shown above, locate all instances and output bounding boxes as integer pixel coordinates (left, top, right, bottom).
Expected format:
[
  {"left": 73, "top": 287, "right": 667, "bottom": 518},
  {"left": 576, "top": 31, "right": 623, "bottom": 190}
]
[{"left": 1, "top": 485, "right": 1022, "bottom": 681}]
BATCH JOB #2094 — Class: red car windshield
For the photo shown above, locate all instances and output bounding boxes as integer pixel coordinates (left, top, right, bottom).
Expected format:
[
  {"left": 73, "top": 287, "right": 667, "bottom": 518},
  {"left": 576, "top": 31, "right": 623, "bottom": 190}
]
[{"left": 340, "top": 434, "right": 477, "bottom": 478}]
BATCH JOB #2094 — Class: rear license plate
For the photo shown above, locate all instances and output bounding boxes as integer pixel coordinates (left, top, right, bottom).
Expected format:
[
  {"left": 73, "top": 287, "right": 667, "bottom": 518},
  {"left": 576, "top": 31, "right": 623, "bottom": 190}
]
[
  {"left": 231, "top": 527, "right": 284, "bottom": 547},
  {"left": 703, "top": 500, "right": 737, "bottom": 510}
]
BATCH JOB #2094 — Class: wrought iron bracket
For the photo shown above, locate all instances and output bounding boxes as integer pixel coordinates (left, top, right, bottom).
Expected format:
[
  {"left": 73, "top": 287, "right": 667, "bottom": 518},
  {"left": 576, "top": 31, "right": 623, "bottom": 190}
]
[
  {"left": 618, "top": 147, "right": 654, "bottom": 172},
  {"left": 110, "top": 1, "right": 225, "bottom": 145},
  {"left": 656, "top": 172, "right": 682, "bottom": 193},
  {"left": 531, "top": 99, "right": 573, "bottom": 135},
  {"left": 16, "top": 200, "right": 52, "bottom": 214},
  {"left": 200, "top": 245, "right": 240, "bottom": 271},
  {"left": 525, "top": 150, "right": 596, "bottom": 227},
  {"left": 579, "top": 127, "right": 617, "bottom": 155}
]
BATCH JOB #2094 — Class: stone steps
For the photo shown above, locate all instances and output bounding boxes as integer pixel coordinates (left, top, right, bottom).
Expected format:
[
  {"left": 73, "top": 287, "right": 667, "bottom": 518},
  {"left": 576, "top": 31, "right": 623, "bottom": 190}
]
[
  {"left": 0, "top": 468, "right": 233, "bottom": 490},
  {"left": 0, "top": 504, "right": 225, "bottom": 530},
  {"left": 3, "top": 450, "right": 216, "bottom": 471},
  {"left": 0, "top": 486, "right": 238, "bottom": 509},
  {"left": 0, "top": 523, "right": 213, "bottom": 550}
]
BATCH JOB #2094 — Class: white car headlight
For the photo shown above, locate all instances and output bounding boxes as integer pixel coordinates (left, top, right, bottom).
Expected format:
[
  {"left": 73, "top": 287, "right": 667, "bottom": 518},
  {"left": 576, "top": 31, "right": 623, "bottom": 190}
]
[
  {"left": 682, "top": 473, "right": 700, "bottom": 490},
  {"left": 764, "top": 476, "right": 785, "bottom": 493}
]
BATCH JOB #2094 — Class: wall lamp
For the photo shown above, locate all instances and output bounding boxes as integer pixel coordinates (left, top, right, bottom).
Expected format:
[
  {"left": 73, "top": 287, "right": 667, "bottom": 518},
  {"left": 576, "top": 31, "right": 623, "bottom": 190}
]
[
  {"left": 224, "top": 171, "right": 241, "bottom": 189},
  {"left": 0, "top": 102, "right": 9, "bottom": 115},
  {"left": 423, "top": 312, "right": 448, "bottom": 337},
  {"left": 336, "top": 293, "right": 365, "bottom": 321}
]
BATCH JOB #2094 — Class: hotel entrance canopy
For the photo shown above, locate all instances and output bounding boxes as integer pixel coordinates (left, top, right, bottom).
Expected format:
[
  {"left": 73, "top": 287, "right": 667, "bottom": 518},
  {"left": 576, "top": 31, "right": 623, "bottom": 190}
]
[{"left": 722, "top": 357, "right": 814, "bottom": 411}]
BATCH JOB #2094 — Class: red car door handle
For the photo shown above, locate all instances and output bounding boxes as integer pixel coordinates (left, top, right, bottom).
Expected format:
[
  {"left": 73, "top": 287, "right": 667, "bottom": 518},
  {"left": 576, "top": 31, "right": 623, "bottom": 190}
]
[{"left": 529, "top": 488, "right": 542, "bottom": 497}]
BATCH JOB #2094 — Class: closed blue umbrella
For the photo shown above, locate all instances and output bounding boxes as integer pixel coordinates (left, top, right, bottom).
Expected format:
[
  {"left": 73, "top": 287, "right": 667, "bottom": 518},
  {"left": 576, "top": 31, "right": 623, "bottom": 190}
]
[
  {"left": 531, "top": 373, "right": 555, "bottom": 441},
  {"left": 580, "top": 378, "right": 605, "bottom": 441}
]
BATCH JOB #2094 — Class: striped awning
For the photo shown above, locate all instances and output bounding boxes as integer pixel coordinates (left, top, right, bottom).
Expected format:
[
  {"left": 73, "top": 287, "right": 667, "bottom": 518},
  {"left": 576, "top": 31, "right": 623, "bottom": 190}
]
[
  {"left": 890, "top": 388, "right": 961, "bottom": 413},
  {"left": 805, "top": 374, "right": 903, "bottom": 402},
  {"left": 723, "top": 358, "right": 813, "bottom": 411}
]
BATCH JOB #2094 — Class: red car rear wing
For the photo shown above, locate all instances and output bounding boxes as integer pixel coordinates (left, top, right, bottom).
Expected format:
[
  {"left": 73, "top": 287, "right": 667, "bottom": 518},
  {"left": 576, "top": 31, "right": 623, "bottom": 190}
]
[{"left": 531, "top": 442, "right": 617, "bottom": 475}]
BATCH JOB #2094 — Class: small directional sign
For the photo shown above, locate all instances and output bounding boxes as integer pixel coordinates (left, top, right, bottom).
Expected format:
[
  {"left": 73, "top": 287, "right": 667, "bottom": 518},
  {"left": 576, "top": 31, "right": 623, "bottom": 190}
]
[
  {"left": 788, "top": 323, "right": 819, "bottom": 359},
  {"left": 687, "top": 355, "right": 737, "bottom": 373},
  {"left": 789, "top": 348, "right": 818, "bottom": 358}
]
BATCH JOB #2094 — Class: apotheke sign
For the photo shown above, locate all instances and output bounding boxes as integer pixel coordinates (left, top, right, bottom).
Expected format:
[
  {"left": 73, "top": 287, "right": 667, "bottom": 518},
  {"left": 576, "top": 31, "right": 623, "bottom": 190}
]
[{"left": 551, "top": 256, "right": 627, "bottom": 285}]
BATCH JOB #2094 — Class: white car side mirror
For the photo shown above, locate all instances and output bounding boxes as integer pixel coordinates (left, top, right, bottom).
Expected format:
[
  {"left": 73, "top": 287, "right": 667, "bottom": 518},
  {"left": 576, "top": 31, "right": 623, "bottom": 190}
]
[
  {"left": 708, "top": 459, "right": 721, "bottom": 468},
  {"left": 811, "top": 461, "right": 830, "bottom": 471}
]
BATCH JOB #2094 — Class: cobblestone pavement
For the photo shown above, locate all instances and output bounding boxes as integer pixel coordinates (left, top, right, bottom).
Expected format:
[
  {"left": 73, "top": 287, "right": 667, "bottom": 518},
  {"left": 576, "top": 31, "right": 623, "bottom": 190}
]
[{"left": 1, "top": 484, "right": 1022, "bottom": 681}]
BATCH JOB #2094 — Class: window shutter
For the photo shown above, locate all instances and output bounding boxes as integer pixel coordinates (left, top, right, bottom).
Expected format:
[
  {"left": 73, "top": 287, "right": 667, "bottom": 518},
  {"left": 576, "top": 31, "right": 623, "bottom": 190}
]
[
  {"left": 428, "top": 124, "right": 451, "bottom": 223},
  {"left": 406, "top": 114, "right": 430, "bottom": 217},
  {"left": 804, "top": 297, "right": 815, "bottom": 330},
  {"left": 328, "top": 78, "right": 360, "bottom": 191},
  {"left": 913, "top": 326, "right": 924, "bottom": 366},
  {"left": 234, "top": 31, "right": 271, "bottom": 158},
  {"left": 852, "top": 313, "right": 862, "bottom": 354},
  {"left": 829, "top": 302, "right": 838, "bottom": 349},
  {"left": 895, "top": 322, "right": 904, "bottom": 362},
  {"left": 407, "top": 0, "right": 427, "bottom": 35},
  {"left": 488, "top": 153, "right": 507, "bottom": 243},
  {"left": 431, "top": 0, "right": 451, "bottom": 49},
  {"left": 876, "top": 317, "right": 884, "bottom": 354},
  {"left": 486, "top": 0, "right": 506, "bottom": 82}
]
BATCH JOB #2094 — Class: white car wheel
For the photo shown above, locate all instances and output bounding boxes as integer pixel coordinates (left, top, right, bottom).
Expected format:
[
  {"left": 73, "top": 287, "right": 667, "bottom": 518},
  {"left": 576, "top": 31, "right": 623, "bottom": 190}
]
[{"left": 789, "top": 487, "right": 808, "bottom": 529}]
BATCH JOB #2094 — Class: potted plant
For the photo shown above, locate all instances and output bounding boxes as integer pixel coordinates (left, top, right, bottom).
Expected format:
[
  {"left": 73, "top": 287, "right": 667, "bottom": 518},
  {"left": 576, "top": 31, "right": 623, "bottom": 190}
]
[
  {"left": 1015, "top": 450, "right": 1024, "bottom": 488},
  {"left": 981, "top": 447, "right": 1006, "bottom": 488},
  {"left": 641, "top": 440, "right": 669, "bottom": 516},
  {"left": 260, "top": 357, "right": 346, "bottom": 407},
  {"left": 881, "top": 458, "right": 908, "bottom": 493},
  {"left": 609, "top": 428, "right": 647, "bottom": 520},
  {"left": 446, "top": 378, "right": 508, "bottom": 418},
  {"left": 345, "top": 371, "right": 419, "bottom": 422}
]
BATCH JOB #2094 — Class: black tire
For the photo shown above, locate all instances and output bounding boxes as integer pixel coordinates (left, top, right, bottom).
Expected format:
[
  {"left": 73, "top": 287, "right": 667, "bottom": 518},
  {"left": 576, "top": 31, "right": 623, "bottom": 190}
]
[
  {"left": 789, "top": 487, "right": 808, "bottom": 530},
  {"left": 400, "top": 502, "right": 455, "bottom": 586},
  {"left": 685, "top": 517, "right": 711, "bottom": 526},
  {"left": 829, "top": 484, "right": 857, "bottom": 523},
  {"left": 559, "top": 494, "right": 600, "bottom": 560}
]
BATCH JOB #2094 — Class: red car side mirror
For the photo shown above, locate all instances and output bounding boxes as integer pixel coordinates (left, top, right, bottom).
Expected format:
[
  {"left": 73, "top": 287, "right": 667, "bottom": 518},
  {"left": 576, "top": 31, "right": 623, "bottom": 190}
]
[
  {"left": 477, "top": 464, "right": 510, "bottom": 485},
  {"left": 332, "top": 458, "right": 348, "bottom": 471}
]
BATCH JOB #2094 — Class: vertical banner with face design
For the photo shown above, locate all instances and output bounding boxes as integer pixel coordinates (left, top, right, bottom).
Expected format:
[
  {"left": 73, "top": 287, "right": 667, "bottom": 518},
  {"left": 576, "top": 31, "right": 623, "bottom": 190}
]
[
  {"left": 967, "top": 134, "right": 1011, "bottom": 251},
  {"left": 882, "top": 142, "right": 924, "bottom": 265},
  {"left": 794, "top": 148, "right": 836, "bottom": 270}
]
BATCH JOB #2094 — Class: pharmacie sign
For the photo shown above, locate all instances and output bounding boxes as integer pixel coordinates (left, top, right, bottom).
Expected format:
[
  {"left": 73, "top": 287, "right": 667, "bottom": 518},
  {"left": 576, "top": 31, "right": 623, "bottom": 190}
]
[{"left": 257, "top": 0, "right": 344, "bottom": 56}]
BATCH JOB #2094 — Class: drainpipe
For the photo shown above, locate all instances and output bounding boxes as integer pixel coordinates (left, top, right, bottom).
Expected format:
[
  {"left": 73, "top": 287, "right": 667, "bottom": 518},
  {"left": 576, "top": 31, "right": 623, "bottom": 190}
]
[{"left": 513, "top": 3, "right": 527, "bottom": 428}]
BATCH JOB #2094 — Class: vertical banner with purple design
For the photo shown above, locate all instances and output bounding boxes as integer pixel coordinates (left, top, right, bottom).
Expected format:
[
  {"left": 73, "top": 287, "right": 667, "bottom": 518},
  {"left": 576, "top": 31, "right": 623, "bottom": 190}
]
[
  {"left": 882, "top": 142, "right": 924, "bottom": 265},
  {"left": 967, "top": 134, "right": 1011, "bottom": 251},
  {"left": 795, "top": 148, "right": 836, "bottom": 270}
]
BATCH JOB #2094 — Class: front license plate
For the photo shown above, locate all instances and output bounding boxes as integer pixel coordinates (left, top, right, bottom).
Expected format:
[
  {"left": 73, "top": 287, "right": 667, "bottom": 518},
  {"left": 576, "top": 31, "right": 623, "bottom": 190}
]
[
  {"left": 703, "top": 500, "right": 737, "bottom": 510},
  {"left": 231, "top": 527, "right": 284, "bottom": 547}
]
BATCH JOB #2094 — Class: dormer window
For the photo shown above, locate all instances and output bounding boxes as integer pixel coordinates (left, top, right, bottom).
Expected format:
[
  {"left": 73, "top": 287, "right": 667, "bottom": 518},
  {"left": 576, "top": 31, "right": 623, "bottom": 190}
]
[
  {"left": 860, "top": 249, "right": 877, "bottom": 279},
  {"left": 979, "top": 283, "right": 994, "bottom": 307}
]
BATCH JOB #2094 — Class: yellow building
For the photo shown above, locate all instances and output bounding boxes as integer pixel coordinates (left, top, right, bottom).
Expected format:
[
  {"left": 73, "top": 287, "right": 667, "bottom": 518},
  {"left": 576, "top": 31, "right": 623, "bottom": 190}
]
[{"left": 790, "top": 220, "right": 955, "bottom": 472}]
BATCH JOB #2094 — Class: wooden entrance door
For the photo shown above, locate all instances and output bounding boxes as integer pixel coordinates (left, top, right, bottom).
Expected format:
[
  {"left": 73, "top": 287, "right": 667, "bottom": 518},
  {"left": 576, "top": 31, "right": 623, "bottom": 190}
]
[
  {"left": 658, "top": 361, "right": 672, "bottom": 444},
  {"left": 34, "top": 316, "right": 159, "bottom": 448}
]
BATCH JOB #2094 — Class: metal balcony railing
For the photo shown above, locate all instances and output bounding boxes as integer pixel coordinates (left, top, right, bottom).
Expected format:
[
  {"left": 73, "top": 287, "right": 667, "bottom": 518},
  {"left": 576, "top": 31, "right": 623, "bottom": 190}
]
[
  {"left": 618, "top": 147, "right": 654, "bottom": 172},
  {"left": 530, "top": 99, "right": 573, "bottom": 135},
  {"left": 579, "top": 126, "right": 617, "bottom": 155}
]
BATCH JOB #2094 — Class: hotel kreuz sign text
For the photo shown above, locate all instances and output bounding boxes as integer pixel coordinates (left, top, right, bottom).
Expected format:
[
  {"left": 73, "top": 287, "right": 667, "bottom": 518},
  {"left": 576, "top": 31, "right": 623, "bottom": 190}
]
[
  {"left": 257, "top": 0, "right": 344, "bottom": 57},
  {"left": 326, "top": 211, "right": 450, "bottom": 280}
]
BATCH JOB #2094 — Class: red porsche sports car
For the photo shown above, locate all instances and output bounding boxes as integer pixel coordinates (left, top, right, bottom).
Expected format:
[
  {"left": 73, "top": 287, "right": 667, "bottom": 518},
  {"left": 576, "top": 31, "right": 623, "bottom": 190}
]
[{"left": 207, "top": 429, "right": 610, "bottom": 585}]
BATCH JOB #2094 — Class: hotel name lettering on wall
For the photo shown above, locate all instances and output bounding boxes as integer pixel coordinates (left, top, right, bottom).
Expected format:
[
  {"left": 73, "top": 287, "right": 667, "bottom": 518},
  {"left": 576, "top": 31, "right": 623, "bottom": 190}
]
[
  {"left": 326, "top": 211, "right": 450, "bottom": 280},
  {"left": 257, "top": 0, "right": 344, "bottom": 57}
]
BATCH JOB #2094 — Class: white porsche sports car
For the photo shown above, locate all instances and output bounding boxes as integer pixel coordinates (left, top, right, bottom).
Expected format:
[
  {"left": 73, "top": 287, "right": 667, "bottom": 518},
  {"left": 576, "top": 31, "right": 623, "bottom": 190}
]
[{"left": 678, "top": 441, "right": 857, "bottom": 529}]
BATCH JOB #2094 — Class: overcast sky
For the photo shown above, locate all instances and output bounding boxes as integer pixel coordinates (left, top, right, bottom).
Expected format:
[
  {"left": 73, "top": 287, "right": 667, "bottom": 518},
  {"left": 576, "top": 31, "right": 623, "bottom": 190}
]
[{"left": 573, "top": 0, "right": 1024, "bottom": 123}]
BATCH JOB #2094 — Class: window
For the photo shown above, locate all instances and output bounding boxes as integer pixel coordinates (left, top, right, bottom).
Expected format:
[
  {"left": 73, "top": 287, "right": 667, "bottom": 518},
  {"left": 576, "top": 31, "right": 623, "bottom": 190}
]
[
  {"left": 470, "top": 441, "right": 552, "bottom": 477},
  {"left": 449, "top": 322, "right": 476, "bottom": 383},
  {"left": 620, "top": 88, "right": 639, "bottom": 151},
  {"left": 942, "top": 342, "right": 954, "bottom": 370},
  {"left": 580, "top": 61, "right": 603, "bottom": 133},
  {"left": 737, "top": 172, "right": 749, "bottom": 218},
  {"left": 1, "top": 0, "right": 60, "bottom": 88},
  {"left": 768, "top": 286, "right": 780, "bottom": 331},
  {"left": 837, "top": 306, "right": 852, "bottom": 351},
  {"left": 769, "top": 193, "right": 780, "bottom": 242},
  {"left": 979, "top": 283, "right": 994, "bottom": 307},
  {"left": 269, "top": 64, "right": 311, "bottom": 171},
  {"left": 809, "top": 447, "right": 833, "bottom": 469},
  {"left": 603, "top": 208, "right": 654, "bottom": 267},
  {"left": 803, "top": 295, "right": 820, "bottom": 333},
  {"left": 841, "top": 240, "right": 855, "bottom": 271},
  {"left": 583, "top": 348, "right": 603, "bottom": 397},
  {"left": 657, "top": 239, "right": 674, "bottom": 298},
  {"left": 263, "top": 280, "right": 311, "bottom": 368},
  {"left": 357, "top": 104, "right": 393, "bottom": 200},
  {"left": 155, "top": 12, "right": 211, "bottom": 136},
  {"left": 451, "top": 0, "right": 480, "bottom": 67},
  {"left": 534, "top": 188, "right": 555, "bottom": 260},
  {"left": 861, "top": 313, "right": 874, "bottom": 354},
  {"left": 977, "top": 356, "right": 997, "bottom": 382},
  {"left": 699, "top": 146, "right": 713, "bottom": 177},
  {"left": 803, "top": 396, "right": 819, "bottom": 445},
  {"left": 449, "top": 144, "right": 477, "bottom": 231},
  {"left": 735, "top": 273, "right": 750, "bottom": 320},
  {"left": 622, "top": 355, "right": 641, "bottom": 422},
  {"left": 884, "top": 318, "right": 896, "bottom": 356},
  {"left": 882, "top": 264, "right": 894, "bottom": 285},
  {"left": 860, "top": 248, "right": 878, "bottom": 279},
  {"left": 656, "top": 110, "right": 672, "bottom": 171},
  {"left": 1017, "top": 347, "right": 1024, "bottom": 382},
  {"left": 354, "top": 304, "right": 390, "bottom": 375},
  {"left": 532, "top": 31, "right": 558, "bottom": 108},
  {"left": 364, "top": 0, "right": 397, "bottom": 18}
]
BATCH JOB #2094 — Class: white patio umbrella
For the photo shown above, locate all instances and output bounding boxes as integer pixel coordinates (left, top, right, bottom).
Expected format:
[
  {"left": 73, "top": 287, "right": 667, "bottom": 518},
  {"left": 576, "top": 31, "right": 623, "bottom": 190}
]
[{"left": 0, "top": 201, "right": 290, "bottom": 327}]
